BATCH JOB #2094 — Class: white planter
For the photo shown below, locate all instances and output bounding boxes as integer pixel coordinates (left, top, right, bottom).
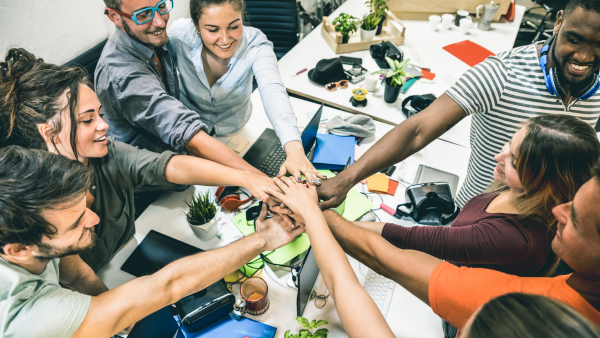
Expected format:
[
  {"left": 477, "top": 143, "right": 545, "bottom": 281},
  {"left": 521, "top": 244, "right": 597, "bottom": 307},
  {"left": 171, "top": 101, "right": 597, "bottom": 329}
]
[
  {"left": 360, "top": 27, "right": 377, "bottom": 41},
  {"left": 189, "top": 215, "right": 219, "bottom": 241}
]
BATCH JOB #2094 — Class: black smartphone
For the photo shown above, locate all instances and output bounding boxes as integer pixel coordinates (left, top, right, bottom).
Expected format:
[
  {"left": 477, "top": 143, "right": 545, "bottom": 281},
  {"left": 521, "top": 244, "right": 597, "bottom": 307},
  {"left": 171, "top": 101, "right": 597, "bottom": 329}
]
[{"left": 340, "top": 56, "right": 363, "bottom": 65}]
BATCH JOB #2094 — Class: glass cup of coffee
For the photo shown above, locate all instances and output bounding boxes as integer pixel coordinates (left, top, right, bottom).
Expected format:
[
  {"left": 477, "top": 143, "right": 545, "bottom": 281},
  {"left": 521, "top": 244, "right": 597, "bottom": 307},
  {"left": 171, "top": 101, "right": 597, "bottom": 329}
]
[{"left": 240, "top": 277, "right": 270, "bottom": 315}]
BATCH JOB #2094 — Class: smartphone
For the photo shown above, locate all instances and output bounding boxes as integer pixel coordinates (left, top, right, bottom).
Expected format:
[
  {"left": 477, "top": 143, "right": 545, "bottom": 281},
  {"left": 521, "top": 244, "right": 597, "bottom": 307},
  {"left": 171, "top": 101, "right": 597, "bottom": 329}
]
[{"left": 340, "top": 56, "right": 363, "bottom": 65}]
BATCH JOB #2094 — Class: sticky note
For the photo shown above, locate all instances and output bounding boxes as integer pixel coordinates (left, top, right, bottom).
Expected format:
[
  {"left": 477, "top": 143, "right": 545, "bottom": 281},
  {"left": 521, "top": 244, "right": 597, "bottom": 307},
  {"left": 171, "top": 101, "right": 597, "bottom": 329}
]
[
  {"left": 226, "top": 136, "right": 250, "bottom": 153},
  {"left": 421, "top": 69, "right": 436, "bottom": 80},
  {"left": 355, "top": 144, "right": 366, "bottom": 161},
  {"left": 342, "top": 188, "right": 374, "bottom": 221},
  {"left": 387, "top": 179, "right": 400, "bottom": 196},
  {"left": 367, "top": 173, "right": 389, "bottom": 193}
]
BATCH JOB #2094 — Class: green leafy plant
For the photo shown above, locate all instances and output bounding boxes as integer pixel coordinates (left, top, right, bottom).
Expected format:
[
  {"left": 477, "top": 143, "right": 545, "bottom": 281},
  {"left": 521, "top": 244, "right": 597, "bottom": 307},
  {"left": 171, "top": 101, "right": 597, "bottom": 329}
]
[
  {"left": 284, "top": 317, "right": 329, "bottom": 338},
  {"left": 372, "top": 57, "right": 412, "bottom": 87},
  {"left": 366, "top": 0, "right": 389, "bottom": 17},
  {"left": 183, "top": 191, "right": 217, "bottom": 225},
  {"left": 332, "top": 13, "right": 359, "bottom": 41},
  {"left": 361, "top": 12, "right": 381, "bottom": 31}
]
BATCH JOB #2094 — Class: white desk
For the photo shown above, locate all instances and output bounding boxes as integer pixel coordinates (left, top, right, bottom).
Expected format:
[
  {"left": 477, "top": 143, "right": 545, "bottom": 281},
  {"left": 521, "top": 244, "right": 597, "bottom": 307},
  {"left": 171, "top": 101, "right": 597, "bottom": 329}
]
[
  {"left": 98, "top": 91, "right": 471, "bottom": 337},
  {"left": 278, "top": 0, "right": 525, "bottom": 148}
]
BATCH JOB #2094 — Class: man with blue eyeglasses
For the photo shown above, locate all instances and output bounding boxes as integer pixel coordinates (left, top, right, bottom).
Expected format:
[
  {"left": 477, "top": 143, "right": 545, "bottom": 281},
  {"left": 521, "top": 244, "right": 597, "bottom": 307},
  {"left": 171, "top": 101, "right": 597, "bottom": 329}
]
[{"left": 95, "top": 0, "right": 264, "bottom": 175}]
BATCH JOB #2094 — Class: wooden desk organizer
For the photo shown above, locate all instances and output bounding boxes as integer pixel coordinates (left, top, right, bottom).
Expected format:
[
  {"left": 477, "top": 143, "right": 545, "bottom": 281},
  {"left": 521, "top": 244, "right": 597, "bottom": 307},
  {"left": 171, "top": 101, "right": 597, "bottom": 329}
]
[{"left": 321, "top": 10, "right": 406, "bottom": 54}]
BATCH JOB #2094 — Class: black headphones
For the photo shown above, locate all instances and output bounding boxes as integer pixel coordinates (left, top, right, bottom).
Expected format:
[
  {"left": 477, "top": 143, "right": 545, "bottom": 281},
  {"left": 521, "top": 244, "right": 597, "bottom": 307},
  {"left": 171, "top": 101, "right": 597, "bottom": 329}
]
[{"left": 539, "top": 34, "right": 600, "bottom": 100}]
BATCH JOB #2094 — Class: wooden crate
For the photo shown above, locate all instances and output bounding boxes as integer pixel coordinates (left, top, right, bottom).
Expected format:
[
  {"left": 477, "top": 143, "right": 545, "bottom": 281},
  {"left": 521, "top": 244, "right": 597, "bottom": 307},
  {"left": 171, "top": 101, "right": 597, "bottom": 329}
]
[
  {"left": 321, "top": 10, "right": 406, "bottom": 54},
  {"left": 388, "top": 0, "right": 511, "bottom": 22}
]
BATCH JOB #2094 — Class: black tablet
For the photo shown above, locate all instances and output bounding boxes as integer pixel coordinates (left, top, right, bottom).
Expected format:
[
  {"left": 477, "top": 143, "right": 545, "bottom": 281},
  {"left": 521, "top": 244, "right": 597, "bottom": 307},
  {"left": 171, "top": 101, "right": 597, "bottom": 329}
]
[{"left": 297, "top": 247, "right": 320, "bottom": 317}]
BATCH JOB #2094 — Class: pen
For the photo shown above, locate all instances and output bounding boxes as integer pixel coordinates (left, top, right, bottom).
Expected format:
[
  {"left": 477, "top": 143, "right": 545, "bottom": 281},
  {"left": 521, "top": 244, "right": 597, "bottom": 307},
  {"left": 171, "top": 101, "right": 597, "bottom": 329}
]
[
  {"left": 293, "top": 68, "right": 308, "bottom": 77},
  {"left": 343, "top": 156, "right": 352, "bottom": 170}
]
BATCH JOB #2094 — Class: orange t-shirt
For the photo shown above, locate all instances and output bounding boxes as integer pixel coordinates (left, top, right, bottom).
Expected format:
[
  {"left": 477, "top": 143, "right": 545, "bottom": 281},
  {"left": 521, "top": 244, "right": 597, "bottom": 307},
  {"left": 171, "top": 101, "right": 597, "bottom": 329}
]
[{"left": 429, "top": 262, "right": 600, "bottom": 330}]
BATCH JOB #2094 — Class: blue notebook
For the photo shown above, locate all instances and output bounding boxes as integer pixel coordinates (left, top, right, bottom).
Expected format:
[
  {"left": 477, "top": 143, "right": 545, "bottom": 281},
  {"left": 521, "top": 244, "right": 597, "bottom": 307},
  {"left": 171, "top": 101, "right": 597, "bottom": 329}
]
[
  {"left": 312, "top": 134, "right": 355, "bottom": 170},
  {"left": 177, "top": 313, "right": 277, "bottom": 338}
]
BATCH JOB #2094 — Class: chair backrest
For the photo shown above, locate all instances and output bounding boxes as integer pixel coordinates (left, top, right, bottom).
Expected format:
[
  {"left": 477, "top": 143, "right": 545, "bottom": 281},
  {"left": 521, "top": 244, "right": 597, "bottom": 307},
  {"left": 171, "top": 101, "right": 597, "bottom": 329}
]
[
  {"left": 243, "top": 0, "right": 298, "bottom": 59},
  {"left": 64, "top": 39, "right": 107, "bottom": 84}
]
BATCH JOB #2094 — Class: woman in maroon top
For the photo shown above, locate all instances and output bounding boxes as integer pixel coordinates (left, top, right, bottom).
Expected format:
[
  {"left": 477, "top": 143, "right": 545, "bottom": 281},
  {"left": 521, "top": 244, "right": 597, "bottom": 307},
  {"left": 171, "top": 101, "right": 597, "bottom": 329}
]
[{"left": 356, "top": 115, "right": 600, "bottom": 277}]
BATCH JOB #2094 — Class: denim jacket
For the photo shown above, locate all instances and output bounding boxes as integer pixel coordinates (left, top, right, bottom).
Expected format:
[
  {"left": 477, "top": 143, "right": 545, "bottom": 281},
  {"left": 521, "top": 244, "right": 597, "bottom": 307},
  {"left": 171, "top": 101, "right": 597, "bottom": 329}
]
[{"left": 168, "top": 18, "right": 301, "bottom": 146}]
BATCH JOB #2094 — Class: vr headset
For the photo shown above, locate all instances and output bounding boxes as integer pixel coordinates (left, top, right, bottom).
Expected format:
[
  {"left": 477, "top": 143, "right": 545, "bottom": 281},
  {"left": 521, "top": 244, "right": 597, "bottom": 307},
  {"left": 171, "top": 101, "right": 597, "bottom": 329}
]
[
  {"left": 395, "top": 182, "right": 460, "bottom": 226},
  {"left": 370, "top": 41, "right": 404, "bottom": 69}
]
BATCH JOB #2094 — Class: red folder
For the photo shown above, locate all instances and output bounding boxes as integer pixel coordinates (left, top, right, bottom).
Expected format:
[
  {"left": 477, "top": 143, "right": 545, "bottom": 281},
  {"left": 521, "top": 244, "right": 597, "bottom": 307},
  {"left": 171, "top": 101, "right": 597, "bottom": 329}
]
[{"left": 443, "top": 40, "right": 495, "bottom": 67}]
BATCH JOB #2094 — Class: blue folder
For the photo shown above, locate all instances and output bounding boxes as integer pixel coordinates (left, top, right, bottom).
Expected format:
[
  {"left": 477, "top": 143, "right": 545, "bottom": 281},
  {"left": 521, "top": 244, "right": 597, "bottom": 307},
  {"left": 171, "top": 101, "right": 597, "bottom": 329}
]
[
  {"left": 177, "top": 313, "right": 277, "bottom": 338},
  {"left": 312, "top": 134, "right": 355, "bottom": 170}
]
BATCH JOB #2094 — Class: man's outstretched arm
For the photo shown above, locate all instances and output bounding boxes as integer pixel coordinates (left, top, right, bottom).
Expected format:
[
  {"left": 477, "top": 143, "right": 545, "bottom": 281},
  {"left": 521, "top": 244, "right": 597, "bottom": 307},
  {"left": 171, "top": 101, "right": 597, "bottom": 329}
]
[
  {"left": 317, "top": 94, "right": 466, "bottom": 209},
  {"left": 323, "top": 210, "right": 442, "bottom": 305},
  {"left": 73, "top": 206, "right": 303, "bottom": 338}
]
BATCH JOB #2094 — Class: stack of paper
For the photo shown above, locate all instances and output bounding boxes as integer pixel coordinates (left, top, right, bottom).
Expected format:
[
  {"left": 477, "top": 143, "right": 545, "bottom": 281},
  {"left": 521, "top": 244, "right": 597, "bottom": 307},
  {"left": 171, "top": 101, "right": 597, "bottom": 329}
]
[{"left": 312, "top": 134, "right": 355, "bottom": 170}]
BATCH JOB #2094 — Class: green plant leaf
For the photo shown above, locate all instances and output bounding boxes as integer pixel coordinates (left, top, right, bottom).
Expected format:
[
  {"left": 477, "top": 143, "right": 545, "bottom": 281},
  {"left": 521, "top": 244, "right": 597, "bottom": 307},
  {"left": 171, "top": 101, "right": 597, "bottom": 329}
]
[
  {"left": 299, "top": 329, "right": 310, "bottom": 338},
  {"left": 311, "top": 319, "right": 317, "bottom": 329},
  {"left": 397, "top": 58, "right": 410, "bottom": 70},
  {"left": 314, "top": 321, "right": 329, "bottom": 328},
  {"left": 385, "top": 56, "right": 395, "bottom": 70},
  {"left": 285, "top": 330, "right": 291, "bottom": 338},
  {"left": 296, "top": 316, "right": 310, "bottom": 328},
  {"left": 371, "top": 70, "right": 387, "bottom": 75},
  {"left": 315, "top": 328, "right": 329, "bottom": 335},
  {"left": 386, "top": 70, "right": 395, "bottom": 78}
]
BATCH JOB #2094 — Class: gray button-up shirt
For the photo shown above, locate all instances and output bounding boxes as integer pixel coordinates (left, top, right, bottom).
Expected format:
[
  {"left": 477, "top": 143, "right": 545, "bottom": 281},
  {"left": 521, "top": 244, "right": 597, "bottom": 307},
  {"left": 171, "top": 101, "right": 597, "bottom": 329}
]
[{"left": 95, "top": 27, "right": 208, "bottom": 154}]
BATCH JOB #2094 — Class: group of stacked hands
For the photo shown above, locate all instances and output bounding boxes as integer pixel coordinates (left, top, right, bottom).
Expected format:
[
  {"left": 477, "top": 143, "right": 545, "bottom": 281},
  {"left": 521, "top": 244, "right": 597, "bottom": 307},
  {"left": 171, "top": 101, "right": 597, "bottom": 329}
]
[{"left": 1, "top": 0, "right": 600, "bottom": 337}]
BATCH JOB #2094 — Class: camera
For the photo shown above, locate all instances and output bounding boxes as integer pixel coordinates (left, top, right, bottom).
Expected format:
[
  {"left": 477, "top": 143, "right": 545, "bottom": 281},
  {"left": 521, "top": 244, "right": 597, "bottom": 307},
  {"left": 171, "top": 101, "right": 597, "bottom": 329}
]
[
  {"left": 344, "top": 63, "right": 368, "bottom": 83},
  {"left": 370, "top": 40, "right": 404, "bottom": 69},
  {"left": 395, "top": 182, "right": 460, "bottom": 226}
]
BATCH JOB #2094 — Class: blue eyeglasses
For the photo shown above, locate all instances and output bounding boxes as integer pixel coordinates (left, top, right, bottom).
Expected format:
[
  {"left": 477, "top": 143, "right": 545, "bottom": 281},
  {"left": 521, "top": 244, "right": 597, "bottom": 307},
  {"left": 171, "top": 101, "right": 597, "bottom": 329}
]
[{"left": 104, "top": 0, "right": 174, "bottom": 25}]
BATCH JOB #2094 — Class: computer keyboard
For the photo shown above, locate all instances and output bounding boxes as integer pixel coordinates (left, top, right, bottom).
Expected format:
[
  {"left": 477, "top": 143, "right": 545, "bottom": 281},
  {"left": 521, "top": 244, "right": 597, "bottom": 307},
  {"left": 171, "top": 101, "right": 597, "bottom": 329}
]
[
  {"left": 258, "top": 146, "right": 287, "bottom": 177},
  {"left": 363, "top": 269, "right": 395, "bottom": 318}
]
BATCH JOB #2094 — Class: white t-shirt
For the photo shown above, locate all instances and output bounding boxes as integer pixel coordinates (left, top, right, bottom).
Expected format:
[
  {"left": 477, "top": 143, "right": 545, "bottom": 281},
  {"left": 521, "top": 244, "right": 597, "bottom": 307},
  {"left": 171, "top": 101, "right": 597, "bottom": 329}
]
[
  {"left": 0, "top": 257, "right": 91, "bottom": 338},
  {"left": 447, "top": 43, "right": 600, "bottom": 207}
]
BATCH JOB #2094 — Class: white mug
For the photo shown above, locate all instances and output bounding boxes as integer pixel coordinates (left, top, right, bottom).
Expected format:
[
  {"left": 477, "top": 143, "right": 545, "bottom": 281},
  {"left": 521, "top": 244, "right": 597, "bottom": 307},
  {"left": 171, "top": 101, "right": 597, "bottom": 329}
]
[
  {"left": 459, "top": 17, "right": 472, "bottom": 34},
  {"left": 441, "top": 14, "right": 454, "bottom": 30},
  {"left": 429, "top": 15, "right": 441, "bottom": 31},
  {"left": 363, "top": 73, "right": 380, "bottom": 92}
]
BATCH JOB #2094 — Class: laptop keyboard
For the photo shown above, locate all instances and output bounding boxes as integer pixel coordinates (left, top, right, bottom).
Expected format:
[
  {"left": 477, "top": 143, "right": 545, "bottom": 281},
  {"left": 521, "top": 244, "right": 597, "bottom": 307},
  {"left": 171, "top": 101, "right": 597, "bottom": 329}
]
[
  {"left": 363, "top": 268, "right": 395, "bottom": 318},
  {"left": 258, "top": 146, "right": 287, "bottom": 177}
]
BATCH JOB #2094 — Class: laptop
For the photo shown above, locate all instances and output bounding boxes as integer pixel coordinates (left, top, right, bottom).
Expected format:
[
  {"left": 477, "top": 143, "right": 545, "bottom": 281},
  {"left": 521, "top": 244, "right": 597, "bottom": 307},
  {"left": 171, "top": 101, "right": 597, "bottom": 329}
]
[
  {"left": 243, "top": 104, "right": 323, "bottom": 177},
  {"left": 119, "top": 306, "right": 179, "bottom": 338},
  {"left": 296, "top": 247, "right": 320, "bottom": 317}
]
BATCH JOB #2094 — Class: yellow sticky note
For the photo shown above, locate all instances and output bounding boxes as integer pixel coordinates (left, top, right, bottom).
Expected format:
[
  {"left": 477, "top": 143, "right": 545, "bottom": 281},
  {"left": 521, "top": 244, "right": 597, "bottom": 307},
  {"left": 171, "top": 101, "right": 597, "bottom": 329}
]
[{"left": 367, "top": 173, "right": 389, "bottom": 193}]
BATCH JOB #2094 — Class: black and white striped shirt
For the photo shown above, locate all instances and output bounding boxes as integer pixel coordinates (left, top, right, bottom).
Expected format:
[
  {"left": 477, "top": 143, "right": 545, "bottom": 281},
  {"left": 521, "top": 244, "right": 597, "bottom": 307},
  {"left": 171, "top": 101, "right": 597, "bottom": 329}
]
[{"left": 447, "top": 43, "right": 600, "bottom": 207}]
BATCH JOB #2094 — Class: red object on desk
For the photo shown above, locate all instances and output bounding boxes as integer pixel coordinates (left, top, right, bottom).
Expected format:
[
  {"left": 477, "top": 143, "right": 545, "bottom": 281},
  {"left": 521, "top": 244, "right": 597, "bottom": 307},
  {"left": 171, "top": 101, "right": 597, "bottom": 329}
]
[
  {"left": 387, "top": 179, "right": 400, "bottom": 196},
  {"left": 421, "top": 70, "right": 436, "bottom": 80},
  {"left": 443, "top": 40, "right": 495, "bottom": 67}
]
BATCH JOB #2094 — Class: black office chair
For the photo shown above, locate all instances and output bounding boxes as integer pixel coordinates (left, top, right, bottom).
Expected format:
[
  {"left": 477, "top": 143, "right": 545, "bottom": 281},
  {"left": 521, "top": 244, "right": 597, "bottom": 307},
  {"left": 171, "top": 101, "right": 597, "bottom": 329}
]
[
  {"left": 64, "top": 39, "right": 108, "bottom": 83},
  {"left": 244, "top": 0, "right": 299, "bottom": 60},
  {"left": 520, "top": 0, "right": 568, "bottom": 43}
]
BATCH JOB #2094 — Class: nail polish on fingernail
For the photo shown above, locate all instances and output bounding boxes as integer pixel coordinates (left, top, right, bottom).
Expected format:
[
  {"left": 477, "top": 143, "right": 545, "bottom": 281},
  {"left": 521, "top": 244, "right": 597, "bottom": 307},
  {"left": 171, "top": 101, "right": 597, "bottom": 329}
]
[
  {"left": 297, "top": 177, "right": 301, "bottom": 181},
  {"left": 310, "top": 179, "right": 315, "bottom": 183},
  {"left": 317, "top": 180, "right": 321, "bottom": 184}
]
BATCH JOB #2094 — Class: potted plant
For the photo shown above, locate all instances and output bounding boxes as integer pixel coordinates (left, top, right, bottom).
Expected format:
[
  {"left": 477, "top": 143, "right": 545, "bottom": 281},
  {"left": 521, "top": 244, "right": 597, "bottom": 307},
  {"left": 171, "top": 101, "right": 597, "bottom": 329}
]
[
  {"left": 360, "top": 13, "right": 381, "bottom": 41},
  {"left": 366, "top": 0, "right": 389, "bottom": 35},
  {"left": 285, "top": 317, "right": 329, "bottom": 338},
  {"left": 332, "top": 13, "right": 358, "bottom": 44},
  {"left": 372, "top": 57, "right": 412, "bottom": 103},
  {"left": 184, "top": 191, "right": 218, "bottom": 241}
]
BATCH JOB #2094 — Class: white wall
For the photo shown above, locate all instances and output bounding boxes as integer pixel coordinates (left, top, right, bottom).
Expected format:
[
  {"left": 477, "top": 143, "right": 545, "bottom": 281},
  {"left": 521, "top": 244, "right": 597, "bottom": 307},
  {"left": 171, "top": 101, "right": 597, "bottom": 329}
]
[{"left": 0, "top": 0, "right": 190, "bottom": 65}]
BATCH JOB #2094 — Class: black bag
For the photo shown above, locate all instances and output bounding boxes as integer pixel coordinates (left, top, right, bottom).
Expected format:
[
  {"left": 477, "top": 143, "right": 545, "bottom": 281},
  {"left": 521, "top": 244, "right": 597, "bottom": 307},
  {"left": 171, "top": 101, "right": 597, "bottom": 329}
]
[
  {"left": 175, "top": 281, "right": 236, "bottom": 333},
  {"left": 396, "top": 182, "right": 460, "bottom": 226},
  {"left": 370, "top": 41, "right": 404, "bottom": 69}
]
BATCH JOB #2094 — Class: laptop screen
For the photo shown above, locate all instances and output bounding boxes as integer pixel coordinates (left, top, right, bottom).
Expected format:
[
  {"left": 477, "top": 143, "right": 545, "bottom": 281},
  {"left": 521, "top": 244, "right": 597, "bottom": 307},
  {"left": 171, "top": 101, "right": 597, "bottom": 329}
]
[
  {"left": 297, "top": 247, "right": 320, "bottom": 316},
  {"left": 301, "top": 104, "right": 323, "bottom": 155}
]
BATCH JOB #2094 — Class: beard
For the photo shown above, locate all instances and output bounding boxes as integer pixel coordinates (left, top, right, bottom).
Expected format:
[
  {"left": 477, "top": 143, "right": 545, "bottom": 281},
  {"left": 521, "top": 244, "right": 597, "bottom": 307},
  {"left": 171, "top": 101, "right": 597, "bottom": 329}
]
[
  {"left": 551, "top": 39, "right": 596, "bottom": 93},
  {"left": 35, "top": 230, "right": 97, "bottom": 261},
  {"left": 122, "top": 17, "right": 168, "bottom": 49}
]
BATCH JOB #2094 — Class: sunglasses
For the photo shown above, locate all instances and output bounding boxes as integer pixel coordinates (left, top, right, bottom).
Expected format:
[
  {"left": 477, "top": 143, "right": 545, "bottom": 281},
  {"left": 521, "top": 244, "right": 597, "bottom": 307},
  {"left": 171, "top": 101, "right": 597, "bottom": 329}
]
[
  {"left": 104, "top": 0, "right": 174, "bottom": 25},
  {"left": 325, "top": 80, "right": 349, "bottom": 91},
  {"left": 215, "top": 186, "right": 254, "bottom": 211}
]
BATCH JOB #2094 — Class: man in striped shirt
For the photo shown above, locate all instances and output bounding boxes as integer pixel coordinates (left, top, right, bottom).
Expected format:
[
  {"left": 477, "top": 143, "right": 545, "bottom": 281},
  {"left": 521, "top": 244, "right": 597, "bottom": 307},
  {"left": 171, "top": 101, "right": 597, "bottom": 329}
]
[{"left": 318, "top": 0, "right": 600, "bottom": 210}]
